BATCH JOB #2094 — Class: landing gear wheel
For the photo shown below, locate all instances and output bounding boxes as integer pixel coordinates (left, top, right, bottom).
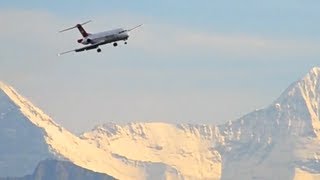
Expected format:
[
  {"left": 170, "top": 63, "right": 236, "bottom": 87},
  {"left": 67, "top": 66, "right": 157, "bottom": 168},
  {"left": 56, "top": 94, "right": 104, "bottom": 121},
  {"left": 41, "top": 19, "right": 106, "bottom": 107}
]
[
  {"left": 124, "top": 41, "right": 127, "bottom": 45},
  {"left": 97, "top": 48, "right": 101, "bottom": 53},
  {"left": 113, "top": 42, "right": 118, "bottom": 47}
]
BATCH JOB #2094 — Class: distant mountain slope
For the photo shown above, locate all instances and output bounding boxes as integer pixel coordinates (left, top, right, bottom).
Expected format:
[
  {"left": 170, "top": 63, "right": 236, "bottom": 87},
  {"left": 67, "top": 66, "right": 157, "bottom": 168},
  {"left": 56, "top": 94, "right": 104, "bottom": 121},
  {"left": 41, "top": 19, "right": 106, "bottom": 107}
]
[{"left": 0, "top": 159, "right": 114, "bottom": 180}]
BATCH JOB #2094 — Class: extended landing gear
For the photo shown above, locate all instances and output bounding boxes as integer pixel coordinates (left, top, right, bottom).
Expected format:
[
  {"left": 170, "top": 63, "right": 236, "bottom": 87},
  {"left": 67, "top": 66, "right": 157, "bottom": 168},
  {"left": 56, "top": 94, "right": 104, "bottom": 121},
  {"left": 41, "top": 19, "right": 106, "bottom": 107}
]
[
  {"left": 124, "top": 41, "right": 127, "bottom": 45},
  {"left": 113, "top": 42, "right": 118, "bottom": 47},
  {"left": 97, "top": 48, "right": 101, "bottom": 53}
]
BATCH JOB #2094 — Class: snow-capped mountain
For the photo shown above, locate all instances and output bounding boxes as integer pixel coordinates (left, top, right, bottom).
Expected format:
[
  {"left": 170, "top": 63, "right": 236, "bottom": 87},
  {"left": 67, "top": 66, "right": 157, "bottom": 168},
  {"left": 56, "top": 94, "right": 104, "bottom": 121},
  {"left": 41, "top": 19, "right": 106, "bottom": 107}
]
[
  {"left": 0, "top": 82, "right": 184, "bottom": 180},
  {"left": 2, "top": 67, "right": 320, "bottom": 180}
]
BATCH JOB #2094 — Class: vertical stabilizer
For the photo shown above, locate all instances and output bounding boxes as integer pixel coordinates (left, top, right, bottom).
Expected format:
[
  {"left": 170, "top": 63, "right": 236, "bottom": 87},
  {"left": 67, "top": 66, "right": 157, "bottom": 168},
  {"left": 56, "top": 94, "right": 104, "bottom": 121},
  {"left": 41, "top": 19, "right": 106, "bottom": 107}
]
[{"left": 76, "top": 24, "right": 89, "bottom": 37}]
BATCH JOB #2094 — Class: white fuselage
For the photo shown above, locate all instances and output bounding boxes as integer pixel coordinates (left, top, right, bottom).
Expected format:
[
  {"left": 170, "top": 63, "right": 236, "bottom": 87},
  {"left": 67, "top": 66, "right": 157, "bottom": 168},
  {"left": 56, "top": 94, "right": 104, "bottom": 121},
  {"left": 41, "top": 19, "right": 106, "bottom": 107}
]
[{"left": 81, "top": 28, "right": 129, "bottom": 45}]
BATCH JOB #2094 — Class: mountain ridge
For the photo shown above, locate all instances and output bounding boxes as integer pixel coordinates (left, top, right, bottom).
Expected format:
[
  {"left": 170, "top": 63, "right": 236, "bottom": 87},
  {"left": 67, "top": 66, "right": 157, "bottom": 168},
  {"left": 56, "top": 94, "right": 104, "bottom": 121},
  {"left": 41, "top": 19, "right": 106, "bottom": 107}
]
[{"left": 81, "top": 122, "right": 222, "bottom": 179}]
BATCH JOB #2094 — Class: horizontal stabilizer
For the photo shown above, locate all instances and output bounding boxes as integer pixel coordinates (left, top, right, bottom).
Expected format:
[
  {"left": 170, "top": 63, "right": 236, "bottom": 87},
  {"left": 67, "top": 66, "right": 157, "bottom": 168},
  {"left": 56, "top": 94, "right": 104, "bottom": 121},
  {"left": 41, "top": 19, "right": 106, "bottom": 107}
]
[{"left": 59, "top": 20, "right": 92, "bottom": 33}]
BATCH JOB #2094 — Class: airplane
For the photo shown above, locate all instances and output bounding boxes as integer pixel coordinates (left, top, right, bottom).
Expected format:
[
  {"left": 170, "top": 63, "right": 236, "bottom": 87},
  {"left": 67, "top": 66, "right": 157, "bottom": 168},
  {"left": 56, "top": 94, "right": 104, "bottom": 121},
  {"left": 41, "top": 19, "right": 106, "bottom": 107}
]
[{"left": 58, "top": 20, "right": 142, "bottom": 56}]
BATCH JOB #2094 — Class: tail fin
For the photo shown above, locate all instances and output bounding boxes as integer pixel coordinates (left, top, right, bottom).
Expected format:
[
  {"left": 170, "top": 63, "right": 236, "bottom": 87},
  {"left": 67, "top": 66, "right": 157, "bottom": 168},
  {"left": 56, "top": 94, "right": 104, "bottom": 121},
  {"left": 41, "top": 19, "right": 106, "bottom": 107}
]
[{"left": 76, "top": 24, "right": 89, "bottom": 37}]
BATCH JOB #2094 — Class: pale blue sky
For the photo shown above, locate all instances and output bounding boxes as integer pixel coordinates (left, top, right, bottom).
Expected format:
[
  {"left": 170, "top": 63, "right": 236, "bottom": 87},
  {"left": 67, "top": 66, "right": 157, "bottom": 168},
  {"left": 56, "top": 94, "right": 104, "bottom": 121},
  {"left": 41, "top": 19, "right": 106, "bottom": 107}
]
[
  {"left": 2, "top": 1, "right": 320, "bottom": 38},
  {"left": 0, "top": 1, "right": 320, "bottom": 133}
]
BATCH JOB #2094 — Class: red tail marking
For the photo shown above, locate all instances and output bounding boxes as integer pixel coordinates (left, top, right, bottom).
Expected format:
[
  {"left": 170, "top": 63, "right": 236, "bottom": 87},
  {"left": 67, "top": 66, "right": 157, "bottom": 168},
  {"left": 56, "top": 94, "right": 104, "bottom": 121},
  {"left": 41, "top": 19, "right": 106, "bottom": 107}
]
[{"left": 76, "top": 24, "right": 89, "bottom": 37}]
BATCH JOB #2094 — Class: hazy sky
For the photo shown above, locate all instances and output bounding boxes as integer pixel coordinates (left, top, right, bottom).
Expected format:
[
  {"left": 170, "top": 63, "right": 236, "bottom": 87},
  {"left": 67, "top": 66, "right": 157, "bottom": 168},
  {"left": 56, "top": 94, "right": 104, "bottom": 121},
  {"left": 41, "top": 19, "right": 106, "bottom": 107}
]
[{"left": 1, "top": 1, "right": 320, "bottom": 133}]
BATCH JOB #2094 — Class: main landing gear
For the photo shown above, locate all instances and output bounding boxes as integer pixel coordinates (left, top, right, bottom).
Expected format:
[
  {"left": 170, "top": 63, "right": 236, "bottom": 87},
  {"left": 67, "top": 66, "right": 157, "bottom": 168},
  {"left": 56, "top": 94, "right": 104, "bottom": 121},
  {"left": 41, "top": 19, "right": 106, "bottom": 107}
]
[
  {"left": 112, "top": 41, "right": 127, "bottom": 47},
  {"left": 97, "top": 48, "right": 101, "bottom": 53}
]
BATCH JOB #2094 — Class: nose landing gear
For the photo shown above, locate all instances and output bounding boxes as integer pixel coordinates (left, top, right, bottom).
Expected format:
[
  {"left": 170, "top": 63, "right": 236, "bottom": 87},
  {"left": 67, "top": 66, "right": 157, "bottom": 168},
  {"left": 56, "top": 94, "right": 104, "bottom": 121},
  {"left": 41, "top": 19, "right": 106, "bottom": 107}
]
[{"left": 97, "top": 48, "right": 101, "bottom": 53}]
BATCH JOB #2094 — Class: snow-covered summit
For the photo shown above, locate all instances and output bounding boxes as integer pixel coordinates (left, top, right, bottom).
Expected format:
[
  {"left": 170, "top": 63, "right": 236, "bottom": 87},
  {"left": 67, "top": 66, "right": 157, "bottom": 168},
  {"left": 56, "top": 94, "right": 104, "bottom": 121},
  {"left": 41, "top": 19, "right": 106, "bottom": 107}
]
[
  {"left": 218, "top": 67, "right": 320, "bottom": 179},
  {"left": 277, "top": 66, "right": 320, "bottom": 104},
  {"left": 0, "top": 81, "right": 63, "bottom": 130},
  {"left": 274, "top": 67, "right": 320, "bottom": 137}
]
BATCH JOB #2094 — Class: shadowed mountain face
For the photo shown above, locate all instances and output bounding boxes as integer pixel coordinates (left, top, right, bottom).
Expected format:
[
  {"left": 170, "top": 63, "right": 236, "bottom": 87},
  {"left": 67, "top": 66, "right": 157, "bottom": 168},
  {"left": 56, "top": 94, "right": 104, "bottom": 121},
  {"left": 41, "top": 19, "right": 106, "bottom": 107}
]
[
  {"left": 0, "top": 89, "right": 54, "bottom": 177},
  {"left": 0, "top": 159, "right": 114, "bottom": 180},
  {"left": 1, "top": 68, "right": 320, "bottom": 180}
]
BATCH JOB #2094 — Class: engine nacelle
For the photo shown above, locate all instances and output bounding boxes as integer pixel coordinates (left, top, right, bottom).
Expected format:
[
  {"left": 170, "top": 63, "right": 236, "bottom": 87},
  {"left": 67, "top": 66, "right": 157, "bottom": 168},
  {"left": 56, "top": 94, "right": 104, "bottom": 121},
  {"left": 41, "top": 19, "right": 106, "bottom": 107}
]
[{"left": 77, "top": 38, "right": 91, "bottom": 44}]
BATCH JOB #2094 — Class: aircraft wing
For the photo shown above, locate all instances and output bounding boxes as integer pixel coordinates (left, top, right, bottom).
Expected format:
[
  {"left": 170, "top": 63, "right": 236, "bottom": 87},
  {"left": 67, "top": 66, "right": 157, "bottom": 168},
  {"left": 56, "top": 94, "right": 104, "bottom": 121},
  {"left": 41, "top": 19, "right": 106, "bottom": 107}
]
[{"left": 58, "top": 40, "right": 109, "bottom": 56}]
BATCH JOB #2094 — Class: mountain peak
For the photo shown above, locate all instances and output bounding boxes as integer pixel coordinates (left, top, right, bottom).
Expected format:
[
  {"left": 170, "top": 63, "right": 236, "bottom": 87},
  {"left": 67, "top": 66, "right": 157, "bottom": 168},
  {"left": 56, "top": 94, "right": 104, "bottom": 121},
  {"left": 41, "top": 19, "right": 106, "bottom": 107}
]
[
  {"left": 270, "top": 67, "right": 320, "bottom": 137},
  {"left": 309, "top": 66, "right": 320, "bottom": 75},
  {"left": 0, "top": 81, "right": 16, "bottom": 91},
  {"left": 300, "top": 66, "right": 320, "bottom": 91},
  {"left": 0, "top": 81, "right": 11, "bottom": 91},
  {"left": 0, "top": 81, "right": 59, "bottom": 129},
  {"left": 216, "top": 67, "right": 320, "bottom": 179}
]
